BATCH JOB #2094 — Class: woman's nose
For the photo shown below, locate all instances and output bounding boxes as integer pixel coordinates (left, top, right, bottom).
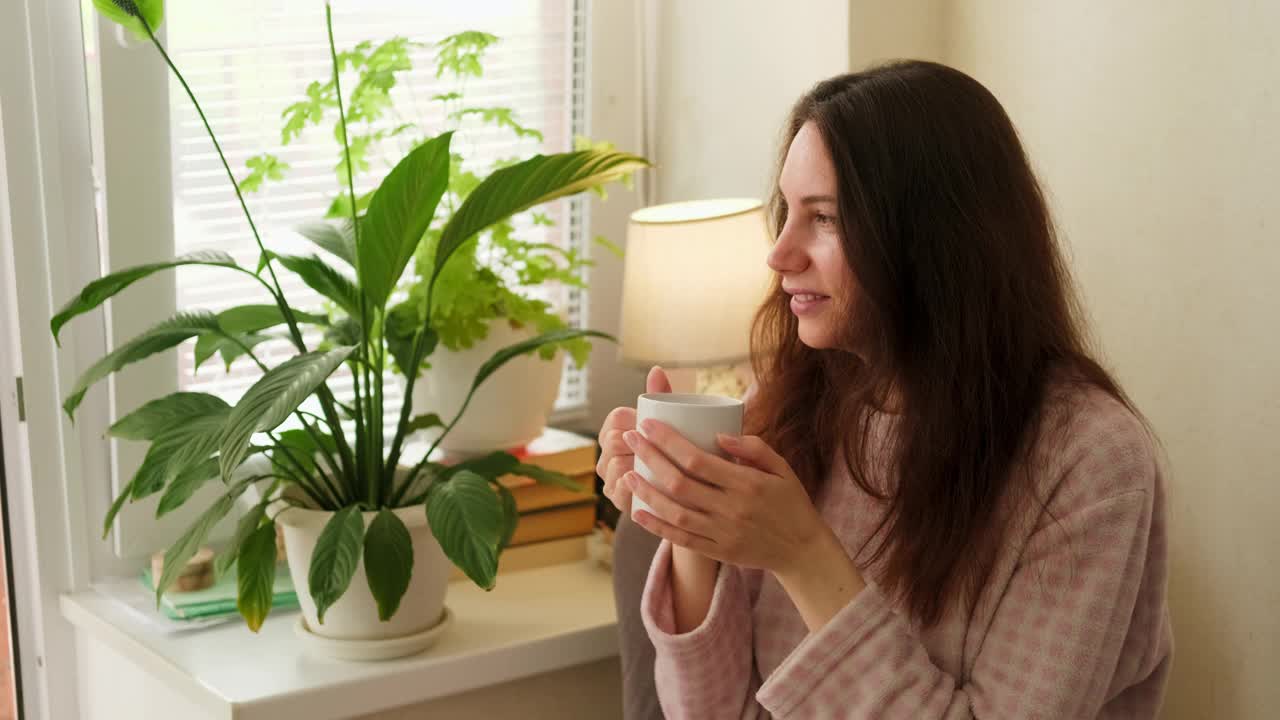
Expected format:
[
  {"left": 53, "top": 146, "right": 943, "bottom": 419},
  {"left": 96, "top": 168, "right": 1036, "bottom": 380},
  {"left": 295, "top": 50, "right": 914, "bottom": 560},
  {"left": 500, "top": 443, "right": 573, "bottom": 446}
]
[{"left": 767, "top": 225, "right": 807, "bottom": 274}]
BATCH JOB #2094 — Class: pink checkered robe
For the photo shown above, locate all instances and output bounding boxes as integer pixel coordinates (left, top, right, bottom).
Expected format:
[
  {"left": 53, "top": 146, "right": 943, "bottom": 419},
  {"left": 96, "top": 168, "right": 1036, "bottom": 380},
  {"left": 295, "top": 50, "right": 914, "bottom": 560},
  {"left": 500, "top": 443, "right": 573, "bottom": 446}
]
[{"left": 640, "top": 387, "right": 1172, "bottom": 719}]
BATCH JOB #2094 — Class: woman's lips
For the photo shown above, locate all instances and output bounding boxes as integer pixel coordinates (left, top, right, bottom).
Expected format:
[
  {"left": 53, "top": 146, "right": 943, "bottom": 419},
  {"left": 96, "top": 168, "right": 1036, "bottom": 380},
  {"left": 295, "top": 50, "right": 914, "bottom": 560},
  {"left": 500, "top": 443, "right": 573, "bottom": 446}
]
[{"left": 789, "top": 292, "right": 830, "bottom": 316}]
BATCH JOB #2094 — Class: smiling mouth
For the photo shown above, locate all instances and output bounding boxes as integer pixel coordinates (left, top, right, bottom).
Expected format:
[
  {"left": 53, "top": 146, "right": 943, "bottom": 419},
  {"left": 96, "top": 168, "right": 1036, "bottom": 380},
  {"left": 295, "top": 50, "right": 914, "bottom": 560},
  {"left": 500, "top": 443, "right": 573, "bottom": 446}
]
[{"left": 788, "top": 292, "right": 830, "bottom": 316}]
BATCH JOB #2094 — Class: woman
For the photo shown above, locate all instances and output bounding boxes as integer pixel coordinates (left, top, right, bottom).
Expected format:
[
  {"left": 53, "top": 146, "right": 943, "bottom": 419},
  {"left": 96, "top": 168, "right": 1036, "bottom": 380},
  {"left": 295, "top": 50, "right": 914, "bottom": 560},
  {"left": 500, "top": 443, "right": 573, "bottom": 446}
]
[{"left": 598, "top": 61, "right": 1172, "bottom": 719}]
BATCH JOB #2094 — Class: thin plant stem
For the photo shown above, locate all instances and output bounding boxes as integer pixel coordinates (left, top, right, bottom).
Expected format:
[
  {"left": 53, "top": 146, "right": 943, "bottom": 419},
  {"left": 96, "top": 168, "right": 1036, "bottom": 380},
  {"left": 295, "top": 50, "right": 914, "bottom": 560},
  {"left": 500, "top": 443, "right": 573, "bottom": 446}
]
[
  {"left": 325, "top": 3, "right": 381, "bottom": 508},
  {"left": 136, "top": 12, "right": 358, "bottom": 486}
]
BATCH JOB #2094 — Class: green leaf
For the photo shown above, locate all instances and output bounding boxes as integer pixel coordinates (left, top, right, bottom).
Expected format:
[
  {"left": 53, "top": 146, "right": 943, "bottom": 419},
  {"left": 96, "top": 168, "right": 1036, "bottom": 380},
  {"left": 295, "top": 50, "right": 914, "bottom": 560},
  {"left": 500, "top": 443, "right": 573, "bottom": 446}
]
[
  {"left": 237, "top": 521, "right": 279, "bottom": 632},
  {"left": 92, "top": 0, "right": 164, "bottom": 41},
  {"left": 156, "top": 457, "right": 219, "bottom": 517},
  {"left": 385, "top": 302, "right": 436, "bottom": 376},
  {"left": 122, "top": 397, "right": 231, "bottom": 501},
  {"left": 215, "top": 496, "right": 271, "bottom": 578},
  {"left": 434, "top": 31, "right": 499, "bottom": 80},
  {"left": 109, "top": 392, "right": 229, "bottom": 441},
  {"left": 194, "top": 332, "right": 272, "bottom": 372},
  {"left": 402, "top": 327, "right": 439, "bottom": 380},
  {"left": 363, "top": 510, "right": 414, "bottom": 621},
  {"left": 281, "top": 80, "right": 334, "bottom": 144},
  {"left": 445, "top": 451, "right": 518, "bottom": 481},
  {"left": 449, "top": 107, "right": 543, "bottom": 142},
  {"left": 496, "top": 483, "right": 518, "bottom": 550},
  {"left": 156, "top": 482, "right": 250, "bottom": 605},
  {"left": 273, "top": 254, "right": 361, "bottom": 317},
  {"left": 324, "top": 315, "right": 362, "bottom": 348},
  {"left": 218, "top": 304, "right": 327, "bottom": 334},
  {"left": 51, "top": 251, "right": 236, "bottom": 344},
  {"left": 153, "top": 410, "right": 230, "bottom": 495},
  {"left": 510, "top": 463, "right": 584, "bottom": 493},
  {"left": 593, "top": 234, "right": 624, "bottom": 259},
  {"left": 407, "top": 413, "right": 443, "bottom": 433},
  {"left": 192, "top": 304, "right": 323, "bottom": 373},
  {"left": 238, "top": 153, "right": 290, "bottom": 193},
  {"left": 398, "top": 462, "right": 448, "bottom": 506},
  {"left": 219, "top": 347, "right": 355, "bottom": 483},
  {"left": 325, "top": 190, "right": 374, "bottom": 219},
  {"left": 271, "top": 428, "right": 337, "bottom": 479},
  {"left": 63, "top": 311, "right": 223, "bottom": 418},
  {"left": 427, "top": 470, "right": 504, "bottom": 589},
  {"left": 308, "top": 505, "right": 365, "bottom": 623},
  {"left": 102, "top": 474, "right": 138, "bottom": 539},
  {"left": 433, "top": 149, "right": 649, "bottom": 285},
  {"left": 472, "top": 328, "right": 612, "bottom": 394},
  {"left": 296, "top": 221, "right": 356, "bottom": 267},
  {"left": 358, "top": 131, "right": 453, "bottom": 309}
]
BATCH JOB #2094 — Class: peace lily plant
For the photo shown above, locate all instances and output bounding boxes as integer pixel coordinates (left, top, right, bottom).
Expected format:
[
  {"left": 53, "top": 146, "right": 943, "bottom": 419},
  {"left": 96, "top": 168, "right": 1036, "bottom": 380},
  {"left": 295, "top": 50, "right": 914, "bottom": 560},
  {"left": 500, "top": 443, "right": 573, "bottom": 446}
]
[{"left": 57, "top": 0, "right": 647, "bottom": 633}]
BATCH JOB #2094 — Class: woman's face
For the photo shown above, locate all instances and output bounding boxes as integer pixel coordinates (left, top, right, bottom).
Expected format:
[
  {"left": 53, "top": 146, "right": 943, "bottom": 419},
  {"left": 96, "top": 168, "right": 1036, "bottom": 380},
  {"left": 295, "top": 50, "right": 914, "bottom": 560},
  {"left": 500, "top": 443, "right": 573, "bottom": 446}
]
[{"left": 768, "top": 121, "right": 855, "bottom": 351}]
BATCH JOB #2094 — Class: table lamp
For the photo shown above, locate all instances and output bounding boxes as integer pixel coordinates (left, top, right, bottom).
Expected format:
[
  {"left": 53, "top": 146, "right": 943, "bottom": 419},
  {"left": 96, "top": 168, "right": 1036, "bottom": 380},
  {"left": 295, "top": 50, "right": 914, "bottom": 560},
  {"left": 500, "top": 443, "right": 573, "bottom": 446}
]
[{"left": 619, "top": 198, "right": 774, "bottom": 397}]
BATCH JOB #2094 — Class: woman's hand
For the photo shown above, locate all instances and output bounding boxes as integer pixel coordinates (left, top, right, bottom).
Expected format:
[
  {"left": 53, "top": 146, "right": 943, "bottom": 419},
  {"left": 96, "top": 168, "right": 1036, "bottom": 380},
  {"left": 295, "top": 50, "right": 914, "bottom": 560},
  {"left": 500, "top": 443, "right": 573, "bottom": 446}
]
[
  {"left": 597, "top": 366, "right": 672, "bottom": 516},
  {"left": 621, "top": 419, "right": 824, "bottom": 576},
  {"left": 625, "top": 420, "right": 868, "bottom": 630}
]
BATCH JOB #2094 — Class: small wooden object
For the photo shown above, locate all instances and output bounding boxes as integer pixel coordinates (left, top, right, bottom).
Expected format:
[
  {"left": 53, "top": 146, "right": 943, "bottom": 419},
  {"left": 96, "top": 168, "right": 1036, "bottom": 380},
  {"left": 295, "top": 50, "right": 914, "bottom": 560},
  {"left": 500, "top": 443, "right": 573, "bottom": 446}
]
[{"left": 151, "top": 547, "right": 216, "bottom": 593}]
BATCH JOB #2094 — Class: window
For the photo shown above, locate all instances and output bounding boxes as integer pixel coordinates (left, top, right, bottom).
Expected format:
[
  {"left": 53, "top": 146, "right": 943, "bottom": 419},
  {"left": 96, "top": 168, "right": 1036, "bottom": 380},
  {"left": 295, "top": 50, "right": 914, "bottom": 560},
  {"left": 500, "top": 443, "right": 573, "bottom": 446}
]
[{"left": 89, "top": 0, "right": 590, "bottom": 557}]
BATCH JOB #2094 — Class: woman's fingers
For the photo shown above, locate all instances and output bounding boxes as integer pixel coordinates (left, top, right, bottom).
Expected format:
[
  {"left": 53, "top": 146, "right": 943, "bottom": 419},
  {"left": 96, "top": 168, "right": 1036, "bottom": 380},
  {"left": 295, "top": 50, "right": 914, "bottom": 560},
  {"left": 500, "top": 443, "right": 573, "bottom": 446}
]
[
  {"left": 597, "top": 405, "right": 640, "bottom": 509},
  {"left": 600, "top": 428, "right": 631, "bottom": 461},
  {"left": 646, "top": 366, "right": 673, "bottom": 395},
  {"left": 602, "top": 454, "right": 634, "bottom": 513},
  {"left": 624, "top": 471, "right": 718, "bottom": 543},
  {"left": 634, "top": 419, "right": 750, "bottom": 490},
  {"left": 622, "top": 430, "right": 725, "bottom": 513}
]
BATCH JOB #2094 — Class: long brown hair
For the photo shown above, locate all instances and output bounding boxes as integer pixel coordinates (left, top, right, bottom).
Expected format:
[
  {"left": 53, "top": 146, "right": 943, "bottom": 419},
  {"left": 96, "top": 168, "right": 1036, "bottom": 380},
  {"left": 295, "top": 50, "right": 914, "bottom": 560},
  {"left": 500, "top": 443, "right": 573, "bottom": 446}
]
[{"left": 749, "top": 61, "right": 1132, "bottom": 627}]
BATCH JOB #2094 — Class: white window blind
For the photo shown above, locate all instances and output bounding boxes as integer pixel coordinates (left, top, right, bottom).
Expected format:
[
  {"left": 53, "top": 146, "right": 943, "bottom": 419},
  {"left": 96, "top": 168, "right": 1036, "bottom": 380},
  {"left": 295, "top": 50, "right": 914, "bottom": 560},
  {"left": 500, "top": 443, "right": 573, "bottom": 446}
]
[{"left": 163, "top": 0, "right": 590, "bottom": 419}]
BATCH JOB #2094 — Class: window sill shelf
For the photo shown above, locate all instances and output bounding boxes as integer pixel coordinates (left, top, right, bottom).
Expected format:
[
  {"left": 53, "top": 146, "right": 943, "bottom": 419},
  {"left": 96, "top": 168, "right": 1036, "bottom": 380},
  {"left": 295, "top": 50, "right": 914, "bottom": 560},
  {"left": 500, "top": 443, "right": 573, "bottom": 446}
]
[{"left": 61, "top": 561, "right": 618, "bottom": 720}]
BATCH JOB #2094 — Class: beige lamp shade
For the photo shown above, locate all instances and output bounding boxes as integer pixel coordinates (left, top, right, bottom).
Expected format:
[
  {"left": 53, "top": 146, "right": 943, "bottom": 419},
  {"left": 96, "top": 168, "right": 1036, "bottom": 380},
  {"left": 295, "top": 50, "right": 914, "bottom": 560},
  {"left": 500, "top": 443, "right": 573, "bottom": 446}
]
[{"left": 619, "top": 198, "right": 774, "bottom": 367}]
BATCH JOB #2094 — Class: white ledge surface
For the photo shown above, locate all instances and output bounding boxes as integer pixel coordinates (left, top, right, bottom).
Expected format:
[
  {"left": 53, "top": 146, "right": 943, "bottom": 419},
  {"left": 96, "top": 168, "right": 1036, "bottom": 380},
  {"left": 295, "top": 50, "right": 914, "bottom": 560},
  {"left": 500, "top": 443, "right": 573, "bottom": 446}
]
[{"left": 61, "top": 561, "right": 619, "bottom": 720}]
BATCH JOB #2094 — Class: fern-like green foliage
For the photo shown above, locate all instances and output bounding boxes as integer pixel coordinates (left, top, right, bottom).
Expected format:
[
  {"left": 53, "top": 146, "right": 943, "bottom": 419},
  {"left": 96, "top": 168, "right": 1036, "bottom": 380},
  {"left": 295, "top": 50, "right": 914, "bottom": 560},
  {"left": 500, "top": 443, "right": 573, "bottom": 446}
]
[{"left": 256, "top": 30, "right": 621, "bottom": 362}]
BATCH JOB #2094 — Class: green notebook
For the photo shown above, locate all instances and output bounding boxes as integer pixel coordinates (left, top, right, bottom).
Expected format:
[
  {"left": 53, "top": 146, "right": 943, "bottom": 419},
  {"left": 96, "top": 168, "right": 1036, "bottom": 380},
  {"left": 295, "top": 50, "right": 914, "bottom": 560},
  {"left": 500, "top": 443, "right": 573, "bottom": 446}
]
[{"left": 141, "top": 563, "right": 299, "bottom": 621}]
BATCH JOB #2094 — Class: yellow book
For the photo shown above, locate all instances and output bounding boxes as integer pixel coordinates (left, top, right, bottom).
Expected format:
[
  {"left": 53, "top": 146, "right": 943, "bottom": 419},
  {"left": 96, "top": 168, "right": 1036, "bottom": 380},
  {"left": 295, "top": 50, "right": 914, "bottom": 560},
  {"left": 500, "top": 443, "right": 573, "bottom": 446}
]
[
  {"left": 509, "top": 500, "right": 597, "bottom": 547},
  {"left": 499, "top": 471, "right": 596, "bottom": 513}
]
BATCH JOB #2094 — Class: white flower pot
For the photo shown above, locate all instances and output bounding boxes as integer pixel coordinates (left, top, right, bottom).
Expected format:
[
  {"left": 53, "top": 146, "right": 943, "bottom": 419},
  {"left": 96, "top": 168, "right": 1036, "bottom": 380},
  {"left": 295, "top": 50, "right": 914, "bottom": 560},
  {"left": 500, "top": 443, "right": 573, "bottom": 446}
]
[
  {"left": 412, "top": 319, "right": 565, "bottom": 454},
  {"left": 277, "top": 499, "right": 451, "bottom": 645}
]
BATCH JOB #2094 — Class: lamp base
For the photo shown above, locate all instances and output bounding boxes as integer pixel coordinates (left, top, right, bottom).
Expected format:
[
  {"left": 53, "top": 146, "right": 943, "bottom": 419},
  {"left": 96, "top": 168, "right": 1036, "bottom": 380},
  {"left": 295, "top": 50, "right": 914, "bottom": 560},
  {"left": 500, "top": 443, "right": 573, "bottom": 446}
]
[{"left": 694, "top": 364, "right": 748, "bottom": 399}]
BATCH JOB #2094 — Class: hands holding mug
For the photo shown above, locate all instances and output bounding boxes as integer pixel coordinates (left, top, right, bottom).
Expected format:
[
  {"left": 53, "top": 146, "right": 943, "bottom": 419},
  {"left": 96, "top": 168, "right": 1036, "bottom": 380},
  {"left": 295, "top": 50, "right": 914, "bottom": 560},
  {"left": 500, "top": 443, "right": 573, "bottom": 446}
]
[{"left": 597, "top": 367, "right": 827, "bottom": 576}]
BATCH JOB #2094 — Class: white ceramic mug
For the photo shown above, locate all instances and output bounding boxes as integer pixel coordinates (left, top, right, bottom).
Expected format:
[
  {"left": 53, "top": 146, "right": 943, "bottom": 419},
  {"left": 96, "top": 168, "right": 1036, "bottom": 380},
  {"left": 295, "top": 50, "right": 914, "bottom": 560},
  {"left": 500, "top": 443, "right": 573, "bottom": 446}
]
[{"left": 632, "top": 392, "right": 744, "bottom": 524}]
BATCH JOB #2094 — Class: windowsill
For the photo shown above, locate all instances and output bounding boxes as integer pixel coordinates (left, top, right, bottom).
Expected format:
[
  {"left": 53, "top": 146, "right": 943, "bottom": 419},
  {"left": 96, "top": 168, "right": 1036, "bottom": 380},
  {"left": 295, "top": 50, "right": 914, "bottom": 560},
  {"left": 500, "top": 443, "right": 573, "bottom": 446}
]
[{"left": 61, "top": 561, "right": 618, "bottom": 720}]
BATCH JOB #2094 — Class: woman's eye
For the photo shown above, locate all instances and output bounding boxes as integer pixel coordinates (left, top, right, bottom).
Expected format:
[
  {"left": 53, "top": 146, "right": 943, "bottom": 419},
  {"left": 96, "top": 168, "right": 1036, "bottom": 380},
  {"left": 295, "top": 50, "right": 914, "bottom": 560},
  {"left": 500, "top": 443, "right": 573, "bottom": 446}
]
[{"left": 815, "top": 213, "right": 836, "bottom": 226}]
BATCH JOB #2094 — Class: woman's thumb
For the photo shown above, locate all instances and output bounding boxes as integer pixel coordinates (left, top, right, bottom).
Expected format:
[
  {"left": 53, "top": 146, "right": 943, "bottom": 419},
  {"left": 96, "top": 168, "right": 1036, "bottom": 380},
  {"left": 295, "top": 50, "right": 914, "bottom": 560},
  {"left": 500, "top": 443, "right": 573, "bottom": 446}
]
[{"left": 646, "top": 365, "right": 673, "bottom": 394}]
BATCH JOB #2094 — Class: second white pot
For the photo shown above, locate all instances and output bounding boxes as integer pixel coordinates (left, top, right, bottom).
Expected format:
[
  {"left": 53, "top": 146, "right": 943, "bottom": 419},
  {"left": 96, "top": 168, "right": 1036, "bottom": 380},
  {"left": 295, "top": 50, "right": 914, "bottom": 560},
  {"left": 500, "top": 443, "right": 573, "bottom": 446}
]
[{"left": 412, "top": 319, "right": 566, "bottom": 454}]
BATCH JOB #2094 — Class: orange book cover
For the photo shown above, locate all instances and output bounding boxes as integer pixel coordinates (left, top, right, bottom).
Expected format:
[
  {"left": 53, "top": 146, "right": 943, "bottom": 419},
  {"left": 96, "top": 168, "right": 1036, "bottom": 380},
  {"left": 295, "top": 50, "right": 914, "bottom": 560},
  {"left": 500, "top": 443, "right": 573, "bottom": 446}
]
[
  {"left": 500, "top": 471, "right": 595, "bottom": 513},
  {"left": 508, "top": 500, "right": 597, "bottom": 546}
]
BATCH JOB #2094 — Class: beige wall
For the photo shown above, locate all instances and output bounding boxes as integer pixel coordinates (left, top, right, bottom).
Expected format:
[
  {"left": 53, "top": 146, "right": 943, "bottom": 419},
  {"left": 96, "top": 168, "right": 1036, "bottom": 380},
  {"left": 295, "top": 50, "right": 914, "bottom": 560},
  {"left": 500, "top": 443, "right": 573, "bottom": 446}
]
[
  {"left": 848, "top": 0, "right": 947, "bottom": 67},
  {"left": 652, "top": 0, "right": 850, "bottom": 204},
  {"left": 934, "top": 2, "right": 1279, "bottom": 717}
]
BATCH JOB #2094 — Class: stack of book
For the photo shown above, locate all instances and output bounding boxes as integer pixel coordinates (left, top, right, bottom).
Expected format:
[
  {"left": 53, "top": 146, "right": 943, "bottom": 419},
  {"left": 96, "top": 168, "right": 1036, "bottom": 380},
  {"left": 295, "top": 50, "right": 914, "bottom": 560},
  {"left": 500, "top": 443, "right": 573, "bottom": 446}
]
[
  {"left": 141, "top": 565, "right": 298, "bottom": 621},
  {"left": 450, "top": 427, "right": 600, "bottom": 580}
]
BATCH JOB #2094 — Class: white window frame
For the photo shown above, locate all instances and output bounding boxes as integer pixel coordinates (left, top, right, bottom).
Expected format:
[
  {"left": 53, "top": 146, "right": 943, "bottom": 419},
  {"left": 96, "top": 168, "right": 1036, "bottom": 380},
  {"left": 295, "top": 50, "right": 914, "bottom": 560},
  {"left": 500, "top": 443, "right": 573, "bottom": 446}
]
[{"left": 1, "top": 1, "right": 101, "bottom": 716}]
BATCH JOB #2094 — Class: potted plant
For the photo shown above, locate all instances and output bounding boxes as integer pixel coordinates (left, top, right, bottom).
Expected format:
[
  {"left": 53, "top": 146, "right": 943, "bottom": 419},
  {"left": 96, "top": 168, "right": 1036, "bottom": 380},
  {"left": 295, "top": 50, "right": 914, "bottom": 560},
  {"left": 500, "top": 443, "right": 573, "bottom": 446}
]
[
  {"left": 242, "top": 30, "right": 626, "bottom": 454},
  {"left": 60, "top": 0, "right": 647, "bottom": 653}
]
